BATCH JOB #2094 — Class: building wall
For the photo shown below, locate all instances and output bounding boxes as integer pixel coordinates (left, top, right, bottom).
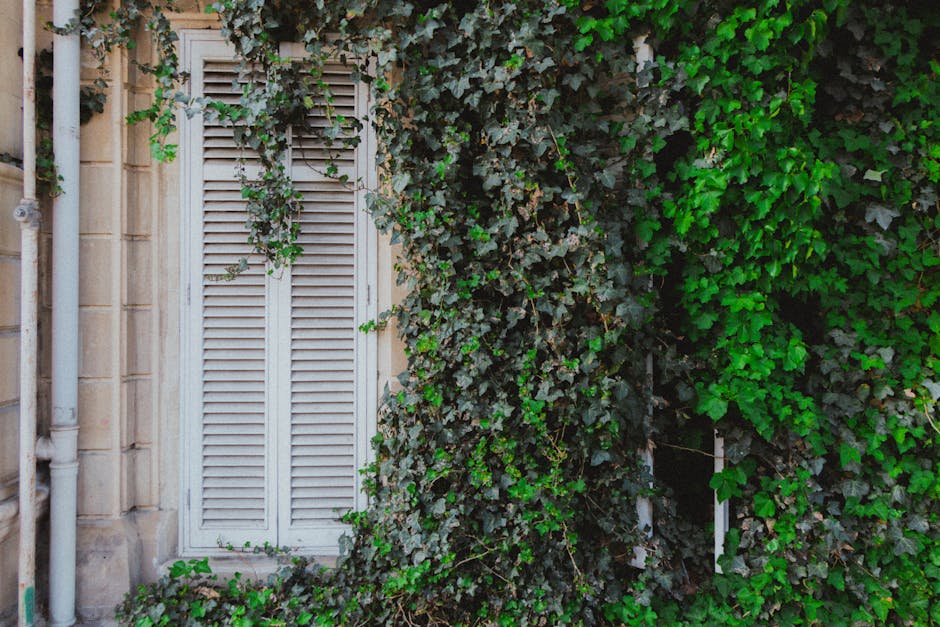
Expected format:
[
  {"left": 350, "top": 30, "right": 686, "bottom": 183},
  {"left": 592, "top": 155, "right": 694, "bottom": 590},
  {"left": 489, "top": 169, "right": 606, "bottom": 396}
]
[
  {"left": 0, "top": 7, "right": 407, "bottom": 621},
  {"left": 0, "top": 0, "right": 25, "bottom": 620}
]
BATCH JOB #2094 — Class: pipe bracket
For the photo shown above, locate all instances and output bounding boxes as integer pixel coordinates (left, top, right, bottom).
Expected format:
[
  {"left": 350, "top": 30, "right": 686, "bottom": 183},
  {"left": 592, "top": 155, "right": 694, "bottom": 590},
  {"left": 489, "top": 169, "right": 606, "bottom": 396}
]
[{"left": 14, "top": 198, "right": 40, "bottom": 228}]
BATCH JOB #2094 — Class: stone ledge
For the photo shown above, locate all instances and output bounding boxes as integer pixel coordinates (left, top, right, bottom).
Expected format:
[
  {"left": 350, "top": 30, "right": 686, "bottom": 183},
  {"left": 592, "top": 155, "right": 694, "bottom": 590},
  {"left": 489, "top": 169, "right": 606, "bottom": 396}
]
[
  {"left": 0, "top": 162, "right": 23, "bottom": 184},
  {"left": 0, "top": 481, "right": 49, "bottom": 544},
  {"left": 158, "top": 553, "right": 338, "bottom": 583}
]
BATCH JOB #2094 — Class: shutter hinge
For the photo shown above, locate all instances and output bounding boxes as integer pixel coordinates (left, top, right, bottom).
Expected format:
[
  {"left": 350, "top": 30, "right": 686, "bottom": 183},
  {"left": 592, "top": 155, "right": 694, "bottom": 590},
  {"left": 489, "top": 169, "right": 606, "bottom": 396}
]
[
  {"left": 186, "top": 284, "right": 191, "bottom": 306},
  {"left": 186, "top": 489, "right": 191, "bottom": 510},
  {"left": 367, "top": 284, "right": 371, "bottom": 305}
]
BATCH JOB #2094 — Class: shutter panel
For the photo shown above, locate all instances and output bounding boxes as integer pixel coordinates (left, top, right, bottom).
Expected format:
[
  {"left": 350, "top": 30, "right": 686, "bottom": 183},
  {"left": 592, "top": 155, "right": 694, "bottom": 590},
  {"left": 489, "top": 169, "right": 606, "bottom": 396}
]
[
  {"left": 199, "top": 182, "right": 269, "bottom": 531},
  {"left": 281, "top": 180, "right": 359, "bottom": 546},
  {"left": 182, "top": 34, "right": 375, "bottom": 553},
  {"left": 281, "top": 63, "right": 367, "bottom": 547},
  {"left": 185, "top": 47, "right": 276, "bottom": 548}
]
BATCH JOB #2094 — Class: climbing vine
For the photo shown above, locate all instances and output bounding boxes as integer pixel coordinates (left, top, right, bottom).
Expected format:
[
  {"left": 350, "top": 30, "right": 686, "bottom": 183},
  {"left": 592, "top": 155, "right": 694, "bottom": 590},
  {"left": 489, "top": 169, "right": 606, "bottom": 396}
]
[{"left": 70, "top": 0, "right": 940, "bottom": 624}]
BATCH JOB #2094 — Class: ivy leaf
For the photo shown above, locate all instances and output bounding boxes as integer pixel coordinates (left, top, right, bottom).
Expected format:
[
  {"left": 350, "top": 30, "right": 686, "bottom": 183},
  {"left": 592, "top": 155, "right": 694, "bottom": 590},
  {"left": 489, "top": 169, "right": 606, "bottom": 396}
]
[
  {"left": 838, "top": 442, "right": 862, "bottom": 469},
  {"left": 876, "top": 347, "right": 894, "bottom": 365},
  {"left": 744, "top": 23, "right": 772, "bottom": 51},
  {"left": 807, "top": 561, "right": 829, "bottom": 579},
  {"left": 168, "top": 561, "right": 189, "bottom": 578},
  {"left": 922, "top": 380, "right": 940, "bottom": 401},
  {"left": 753, "top": 492, "right": 776, "bottom": 517},
  {"left": 699, "top": 384, "right": 729, "bottom": 420},
  {"left": 392, "top": 172, "right": 411, "bottom": 194},
  {"left": 862, "top": 169, "right": 884, "bottom": 182},
  {"left": 192, "top": 558, "right": 212, "bottom": 574},
  {"left": 893, "top": 534, "right": 919, "bottom": 556},
  {"left": 865, "top": 204, "right": 900, "bottom": 230},
  {"left": 828, "top": 568, "right": 845, "bottom": 591},
  {"left": 840, "top": 479, "right": 870, "bottom": 499},
  {"left": 783, "top": 339, "right": 808, "bottom": 371},
  {"left": 907, "top": 515, "right": 929, "bottom": 534},
  {"left": 710, "top": 466, "right": 746, "bottom": 501}
]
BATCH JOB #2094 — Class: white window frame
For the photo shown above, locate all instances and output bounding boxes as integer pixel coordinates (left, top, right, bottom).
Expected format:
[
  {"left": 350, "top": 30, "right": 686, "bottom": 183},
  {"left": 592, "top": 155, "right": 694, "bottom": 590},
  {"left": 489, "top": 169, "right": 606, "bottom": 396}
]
[
  {"left": 178, "top": 30, "right": 377, "bottom": 555},
  {"left": 633, "top": 36, "right": 729, "bottom": 573}
]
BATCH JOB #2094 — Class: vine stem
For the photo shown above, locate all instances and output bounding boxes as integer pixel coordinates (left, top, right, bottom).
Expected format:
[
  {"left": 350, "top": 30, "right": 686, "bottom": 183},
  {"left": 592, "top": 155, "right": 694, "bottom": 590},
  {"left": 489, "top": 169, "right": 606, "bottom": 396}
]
[{"left": 655, "top": 440, "right": 718, "bottom": 458}]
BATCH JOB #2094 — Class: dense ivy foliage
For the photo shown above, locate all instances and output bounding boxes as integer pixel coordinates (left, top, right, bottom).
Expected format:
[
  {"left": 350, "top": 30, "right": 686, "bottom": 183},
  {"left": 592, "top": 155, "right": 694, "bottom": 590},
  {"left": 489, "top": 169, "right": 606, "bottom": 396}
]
[{"left": 100, "top": 0, "right": 939, "bottom": 624}]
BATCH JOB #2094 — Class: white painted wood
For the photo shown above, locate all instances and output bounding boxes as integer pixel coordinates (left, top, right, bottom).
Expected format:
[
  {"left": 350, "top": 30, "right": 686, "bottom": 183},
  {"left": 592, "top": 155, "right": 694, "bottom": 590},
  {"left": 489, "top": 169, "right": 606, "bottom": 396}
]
[
  {"left": 281, "top": 50, "right": 376, "bottom": 549},
  {"left": 631, "top": 351, "right": 655, "bottom": 568},
  {"left": 182, "top": 37, "right": 275, "bottom": 550},
  {"left": 180, "top": 32, "right": 377, "bottom": 554},
  {"left": 714, "top": 432, "right": 730, "bottom": 573}
]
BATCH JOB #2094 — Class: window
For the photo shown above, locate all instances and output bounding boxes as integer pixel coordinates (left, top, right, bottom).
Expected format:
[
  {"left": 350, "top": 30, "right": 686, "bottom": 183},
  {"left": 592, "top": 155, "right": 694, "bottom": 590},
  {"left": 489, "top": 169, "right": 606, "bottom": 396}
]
[{"left": 179, "top": 32, "right": 377, "bottom": 554}]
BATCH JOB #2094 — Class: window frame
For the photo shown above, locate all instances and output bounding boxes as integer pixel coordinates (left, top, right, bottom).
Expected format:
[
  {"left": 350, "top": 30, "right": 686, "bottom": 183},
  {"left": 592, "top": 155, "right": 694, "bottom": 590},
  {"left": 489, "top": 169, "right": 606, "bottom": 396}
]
[{"left": 178, "top": 29, "right": 378, "bottom": 555}]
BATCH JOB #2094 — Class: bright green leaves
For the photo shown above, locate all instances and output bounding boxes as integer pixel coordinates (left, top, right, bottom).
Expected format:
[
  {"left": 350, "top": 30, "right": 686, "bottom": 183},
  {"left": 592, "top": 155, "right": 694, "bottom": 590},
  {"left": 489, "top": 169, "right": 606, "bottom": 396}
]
[
  {"left": 646, "top": 1, "right": 939, "bottom": 622},
  {"left": 752, "top": 492, "right": 777, "bottom": 518},
  {"left": 782, "top": 338, "right": 808, "bottom": 372},
  {"left": 710, "top": 464, "right": 747, "bottom": 502},
  {"left": 698, "top": 384, "right": 729, "bottom": 420}
]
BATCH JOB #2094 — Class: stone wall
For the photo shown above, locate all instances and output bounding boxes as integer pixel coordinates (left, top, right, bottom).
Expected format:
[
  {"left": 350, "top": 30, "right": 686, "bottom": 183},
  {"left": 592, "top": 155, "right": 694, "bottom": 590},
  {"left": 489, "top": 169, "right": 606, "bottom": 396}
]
[{"left": 0, "top": 0, "right": 25, "bottom": 620}]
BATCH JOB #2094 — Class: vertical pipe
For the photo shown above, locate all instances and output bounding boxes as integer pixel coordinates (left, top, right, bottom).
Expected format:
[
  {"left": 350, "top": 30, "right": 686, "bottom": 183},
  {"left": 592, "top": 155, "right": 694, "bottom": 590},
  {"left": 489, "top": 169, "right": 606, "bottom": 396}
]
[
  {"left": 16, "top": 0, "right": 40, "bottom": 622},
  {"left": 51, "top": 0, "right": 81, "bottom": 623},
  {"left": 15, "top": 206, "right": 39, "bottom": 627},
  {"left": 20, "top": 0, "right": 36, "bottom": 203}
]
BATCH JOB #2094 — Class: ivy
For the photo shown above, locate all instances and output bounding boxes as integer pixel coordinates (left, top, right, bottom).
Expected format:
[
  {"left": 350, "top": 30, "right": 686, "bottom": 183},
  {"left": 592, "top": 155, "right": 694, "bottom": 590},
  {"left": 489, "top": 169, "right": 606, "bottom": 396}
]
[{"left": 85, "top": 0, "right": 940, "bottom": 624}]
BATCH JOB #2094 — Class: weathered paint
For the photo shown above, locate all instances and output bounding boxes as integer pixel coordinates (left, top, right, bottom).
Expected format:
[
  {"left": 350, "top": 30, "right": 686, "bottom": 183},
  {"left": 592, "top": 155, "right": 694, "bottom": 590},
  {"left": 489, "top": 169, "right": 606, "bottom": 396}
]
[{"left": 22, "top": 586, "right": 34, "bottom": 626}]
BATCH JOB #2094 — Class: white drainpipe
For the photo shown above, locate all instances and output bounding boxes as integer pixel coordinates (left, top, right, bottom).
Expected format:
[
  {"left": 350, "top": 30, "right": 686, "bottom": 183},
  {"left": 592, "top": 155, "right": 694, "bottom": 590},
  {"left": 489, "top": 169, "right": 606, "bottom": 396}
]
[
  {"left": 16, "top": 0, "right": 40, "bottom": 622},
  {"left": 50, "top": 0, "right": 81, "bottom": 623}
]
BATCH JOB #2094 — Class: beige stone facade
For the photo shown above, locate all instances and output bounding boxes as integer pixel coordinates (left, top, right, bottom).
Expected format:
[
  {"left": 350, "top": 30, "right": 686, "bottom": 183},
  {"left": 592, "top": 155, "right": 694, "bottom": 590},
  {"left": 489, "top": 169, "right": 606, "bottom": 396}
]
[
  {"left": 1, "top": 6, "right": 407, "bottom": 623},
  {"left": 1, "top": 0, "right": 26, "bottom": 621}
]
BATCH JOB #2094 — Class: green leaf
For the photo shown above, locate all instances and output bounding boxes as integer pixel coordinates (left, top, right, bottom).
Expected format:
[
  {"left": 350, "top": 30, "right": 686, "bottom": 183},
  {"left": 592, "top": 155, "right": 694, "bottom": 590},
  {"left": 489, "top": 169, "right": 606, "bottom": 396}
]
[
  {"left": 838, "top": 442, "right": 862, "bottom": 470},
  {"left": 168, "top": 560, "right": 189, "bottom": 578},
  {"left": 193, "top": 558, "right": 212, "bottom": 574},
  {"left": 699, "top": 384, "right": 729, "bottom": 420},
  {"left": 710, "top": 466, "right": 746, "bottom": 501},
  {"left": 828, "top": 568, "right": 845, "bottom": 591},
  {"left": 753, "top": 492, "right": 776, "bottom": 517}
]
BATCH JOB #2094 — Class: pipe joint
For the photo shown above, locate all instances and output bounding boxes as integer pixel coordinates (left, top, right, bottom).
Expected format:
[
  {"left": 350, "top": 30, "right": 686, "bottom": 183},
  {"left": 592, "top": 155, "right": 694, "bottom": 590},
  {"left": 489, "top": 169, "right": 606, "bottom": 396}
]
[
  {"left": 36, "top": 436, "right": 55, "bottom": 462},
  {"left": 14, "top": 198, "right": 40, "bottom": 228},
  {"left": 48, "top": 425, "right": 79, "bottom": 467},
  {"left": 52, "top": 406, "right": 77, "bottom": 429}
]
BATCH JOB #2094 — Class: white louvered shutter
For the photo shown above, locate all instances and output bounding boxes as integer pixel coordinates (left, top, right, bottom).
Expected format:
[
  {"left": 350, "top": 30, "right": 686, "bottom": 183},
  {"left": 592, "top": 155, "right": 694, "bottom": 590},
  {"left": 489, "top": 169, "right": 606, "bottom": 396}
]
[
  {"left": 280, "top": 61, "right": 368, "bottom": 548},
  {"left": 181, "top": 34, "right": 375, "bottom": 553},
  {"left": 184, "top": 48, "right": 276, "bottom": 549}
]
